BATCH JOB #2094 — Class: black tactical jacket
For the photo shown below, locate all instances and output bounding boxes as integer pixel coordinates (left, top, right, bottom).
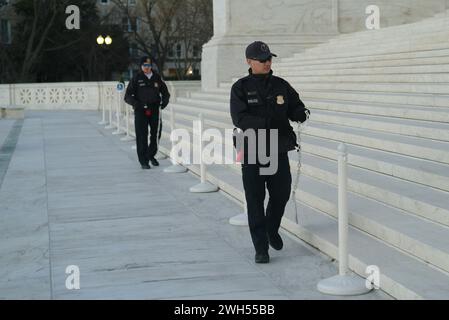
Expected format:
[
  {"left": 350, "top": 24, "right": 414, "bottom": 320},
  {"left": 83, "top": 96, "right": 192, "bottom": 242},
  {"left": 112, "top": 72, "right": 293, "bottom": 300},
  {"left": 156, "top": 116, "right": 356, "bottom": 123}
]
[
  {"left": 124, "top": 71, "right": 170, "bottom": 111},
  {"left": 230, "top": 69, "right": 310, "bottom": 154}
]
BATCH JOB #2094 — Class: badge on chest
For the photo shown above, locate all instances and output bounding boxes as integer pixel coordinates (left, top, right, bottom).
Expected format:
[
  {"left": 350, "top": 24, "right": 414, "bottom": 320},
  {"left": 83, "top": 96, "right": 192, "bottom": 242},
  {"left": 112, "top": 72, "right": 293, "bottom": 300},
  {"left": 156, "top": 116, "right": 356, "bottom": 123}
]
[{"left": 276, "top": 95, "right": 285, "bottom": 105}]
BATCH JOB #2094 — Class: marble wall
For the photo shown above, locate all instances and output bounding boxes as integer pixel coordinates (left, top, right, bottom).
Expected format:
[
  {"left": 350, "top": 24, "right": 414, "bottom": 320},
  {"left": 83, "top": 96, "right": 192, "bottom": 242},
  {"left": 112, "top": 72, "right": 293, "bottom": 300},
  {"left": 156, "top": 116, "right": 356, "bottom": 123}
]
[{"left": 338, "top": 0, "right": 449, "bottom": 33}]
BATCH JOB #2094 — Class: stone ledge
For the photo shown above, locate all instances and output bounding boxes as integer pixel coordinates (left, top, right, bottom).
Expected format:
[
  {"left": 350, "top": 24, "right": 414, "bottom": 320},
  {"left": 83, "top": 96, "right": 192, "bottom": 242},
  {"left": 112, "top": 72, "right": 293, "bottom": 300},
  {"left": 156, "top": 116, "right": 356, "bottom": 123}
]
[{"left": 0, "top": 107, "right": 25, "bottom": 120}]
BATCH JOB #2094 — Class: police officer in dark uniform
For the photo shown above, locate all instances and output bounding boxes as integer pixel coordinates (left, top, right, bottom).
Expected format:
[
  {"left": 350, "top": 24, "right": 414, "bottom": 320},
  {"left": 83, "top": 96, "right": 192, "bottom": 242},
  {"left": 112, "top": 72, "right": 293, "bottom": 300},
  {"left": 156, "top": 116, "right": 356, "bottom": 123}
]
[
  {"left": 230, "top": 41, "right": 310, "bottom": 263},
  {"left": 125, "top": 56, "right": 170, "bottom": 169}
]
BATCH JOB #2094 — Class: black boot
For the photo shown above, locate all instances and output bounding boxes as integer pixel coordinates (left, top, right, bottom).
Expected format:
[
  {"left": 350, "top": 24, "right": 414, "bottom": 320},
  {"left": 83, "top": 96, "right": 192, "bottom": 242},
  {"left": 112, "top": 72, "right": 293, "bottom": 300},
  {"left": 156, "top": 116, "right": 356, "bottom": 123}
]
[
  {"left": 150, "top": 158, "right": 159, "bottom": 167},
  {"left": 268, "top": 232, "right": 283, "bottom": 251},
  {"left": 255, "top": 252, "right": 270, "bottom": 264}
]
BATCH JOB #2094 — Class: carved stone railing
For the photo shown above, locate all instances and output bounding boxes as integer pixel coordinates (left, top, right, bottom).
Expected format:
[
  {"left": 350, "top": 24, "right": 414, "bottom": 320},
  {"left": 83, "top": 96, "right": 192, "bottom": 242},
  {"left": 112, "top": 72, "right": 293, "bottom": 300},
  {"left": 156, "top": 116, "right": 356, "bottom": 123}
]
[{"left": 0, "top": 81, "right": 201, "bottom": 111}]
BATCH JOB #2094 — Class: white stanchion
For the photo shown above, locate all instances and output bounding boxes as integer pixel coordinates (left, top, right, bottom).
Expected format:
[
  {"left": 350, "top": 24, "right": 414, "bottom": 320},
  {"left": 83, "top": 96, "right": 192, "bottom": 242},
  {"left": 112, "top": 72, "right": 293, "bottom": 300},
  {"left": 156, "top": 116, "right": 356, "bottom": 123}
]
[
  {"left": 164, "top": 106, "right": 187, "bottom": 174},
  {"left": 154, "top": 105, "right": 167, "bottom": 160},
  {"left": 121, "top": 102, "right": 134, "bottom": 142},
  {"left": 112, "top": 90, "right": 124, "bottom": 135},
  {"left": 105, "top": 90, "right": 114, "bottom": 129},
  {"left": 189, "top": 113, "right": 218, "bottom": 193},
  {"left": 98, "top": 84, "right": 107, "bottom": 125},
  {"left": 229, "top": 198, "right": 248, "bottom": 226},
  {"left": 317, "top": 143, "right": 372, "bottom": 296}
]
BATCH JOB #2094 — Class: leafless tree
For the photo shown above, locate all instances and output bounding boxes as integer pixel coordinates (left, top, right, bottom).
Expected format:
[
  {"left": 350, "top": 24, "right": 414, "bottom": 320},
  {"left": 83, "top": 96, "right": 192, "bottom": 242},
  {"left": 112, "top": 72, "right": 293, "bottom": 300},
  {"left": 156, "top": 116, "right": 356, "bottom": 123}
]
[{"left": 111, "top": 0, "right": 212, "bottom": 78}]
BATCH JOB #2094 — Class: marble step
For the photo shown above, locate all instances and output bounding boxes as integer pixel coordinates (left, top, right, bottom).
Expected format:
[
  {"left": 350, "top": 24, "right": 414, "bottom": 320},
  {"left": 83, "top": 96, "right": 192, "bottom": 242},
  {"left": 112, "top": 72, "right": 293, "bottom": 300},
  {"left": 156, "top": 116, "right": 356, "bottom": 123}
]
[
  {"left": 161, "top": 109, "right": 449, "bottom": 227},
  {"left": 155, "top": 136, "right": 449, "bottom": 300},
  {"left": 277, "top": 48, "right": 449, "bottom": 68},
  {"left": 324, "top": 20, "right": 449, "bottom": 45},
  {"left": 284, "top": 42, "right": 449, "bottom": 64},
  {"left": 219, "top": 80, "right": 449, "bottom": 95},
  {"left": 189, "top": 91, "right": 449, "bottom": 123},
  {"left": 332, "top": 15, "right": 449, "bottom": 42},
  {"left": 299, "top": 89, "right": 449, "bottom": 108},
  {"left": 300, "top": 31, "right": 449, "bottom": 57},
  {"left": 209, "top": 86, "right": 449, "bottom": 108},
  {"left": 275, "top": 55, "right": 449, "bottom": 71},
  {"left": 276, "top": 65, "right": 449, "bottom": 76},
  {"left": 175, "top": 97, "right": 449, "bottom": 142},
  {"left": 313, "top": 26, "right": 449, "bottom": 51},
  {"left": 286, "top": 74, "right": 449, "bottom": 84},
  {"left": 303, "top": 98, "right": 449, "bottom": 123}
]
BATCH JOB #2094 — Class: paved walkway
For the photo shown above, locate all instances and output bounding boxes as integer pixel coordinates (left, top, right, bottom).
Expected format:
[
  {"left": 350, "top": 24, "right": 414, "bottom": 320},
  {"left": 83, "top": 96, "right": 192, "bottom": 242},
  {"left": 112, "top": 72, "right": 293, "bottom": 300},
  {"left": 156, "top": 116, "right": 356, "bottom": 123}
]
[{"left": 0, "top": 111, "right": 391, "bottom": 300}]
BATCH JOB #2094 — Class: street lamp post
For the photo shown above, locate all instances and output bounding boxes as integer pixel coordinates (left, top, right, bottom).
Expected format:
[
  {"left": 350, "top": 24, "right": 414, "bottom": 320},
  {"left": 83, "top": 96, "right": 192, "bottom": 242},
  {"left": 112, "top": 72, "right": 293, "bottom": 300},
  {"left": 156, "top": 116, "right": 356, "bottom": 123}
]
[{"left": 97, "top": 35, "right": 113, "bottom": 128}]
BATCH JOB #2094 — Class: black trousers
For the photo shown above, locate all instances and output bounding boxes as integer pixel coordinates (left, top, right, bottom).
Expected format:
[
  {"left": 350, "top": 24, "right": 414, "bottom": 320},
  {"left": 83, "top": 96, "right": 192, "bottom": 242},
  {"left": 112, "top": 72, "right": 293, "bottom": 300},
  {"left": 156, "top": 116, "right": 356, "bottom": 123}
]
[
  {"left": 241, "top": 152, "right": 292, "bottom": 254},
  {"left": 134, "top": 109, "right": 162, "bottom": 165}
]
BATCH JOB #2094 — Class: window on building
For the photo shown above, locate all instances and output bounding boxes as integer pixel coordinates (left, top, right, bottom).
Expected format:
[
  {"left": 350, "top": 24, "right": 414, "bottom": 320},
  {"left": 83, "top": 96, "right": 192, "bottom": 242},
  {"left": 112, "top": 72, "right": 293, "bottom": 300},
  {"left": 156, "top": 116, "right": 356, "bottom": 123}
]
[
  {"left": 0, "top": 19, "right": 11, "bottom": 44},
  {"left": 193, "top": 45, "right": 199, "bottom": 58},
  {"left": 128, "top": 0, "right": 136, "bottom": 5},
  {"left": 122, "top": 17, "right": 134, "bottom": 32},
  {"left": 129, "top": 43, "right": 138, "bottom": 58},
  {"left": 176, "top": 44, "right": 181, "bottom": 58},
  {"left": 168, "top": 45, "right": 174, "bottom": 58},
  {"left": 100, "top": 0, "right": 109, "bottom": 5}
]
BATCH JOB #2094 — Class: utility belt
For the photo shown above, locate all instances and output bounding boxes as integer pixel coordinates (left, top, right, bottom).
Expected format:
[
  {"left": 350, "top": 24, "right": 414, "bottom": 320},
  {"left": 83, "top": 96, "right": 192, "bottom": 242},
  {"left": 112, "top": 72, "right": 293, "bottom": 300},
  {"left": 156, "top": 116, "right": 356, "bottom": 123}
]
[{"left": 139, "top": 103, "right": 160, "bottom": 117}]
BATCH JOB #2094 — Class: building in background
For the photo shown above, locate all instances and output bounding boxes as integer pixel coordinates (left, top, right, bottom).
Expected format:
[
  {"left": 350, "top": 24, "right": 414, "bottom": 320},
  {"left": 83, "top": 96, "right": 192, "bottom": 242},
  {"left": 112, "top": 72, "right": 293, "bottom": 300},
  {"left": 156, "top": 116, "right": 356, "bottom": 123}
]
[{"left": 96, "top": 0, "right": 212, "bottom": 81}]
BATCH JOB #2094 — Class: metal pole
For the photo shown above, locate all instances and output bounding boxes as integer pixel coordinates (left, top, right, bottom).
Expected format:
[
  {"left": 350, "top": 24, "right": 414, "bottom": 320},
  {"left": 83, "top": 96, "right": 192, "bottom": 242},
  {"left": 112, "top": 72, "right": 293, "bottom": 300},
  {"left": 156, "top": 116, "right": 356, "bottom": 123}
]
[
  {"left": 164, "top": 106, "right": 187, "bottom": 173},
  {"left": 189, "top": 113, "right": 218, "bottom": 193},
  {"left": 338, "top": 143, "right": 349, "bottom": 276},
  {"left": 112, "top": 90, "right": 123, "bottom": 135},
  {"left": 121, "top": 100, "right": 134, "bottom": 141},
  {"left": 199, "top": 113, "right": 206, "bottom": 184},
  {"left": 105, "top": 89, "right": 114, "bottom": 129},
  {"left": 317, "top": 143, "right": 371, "bottom": 296},
  {"left": 98, "top": 83, "right": 107, "bottom": 125},
  {"left": 154, "top": 105, "right": 167, "bottom": 160}
]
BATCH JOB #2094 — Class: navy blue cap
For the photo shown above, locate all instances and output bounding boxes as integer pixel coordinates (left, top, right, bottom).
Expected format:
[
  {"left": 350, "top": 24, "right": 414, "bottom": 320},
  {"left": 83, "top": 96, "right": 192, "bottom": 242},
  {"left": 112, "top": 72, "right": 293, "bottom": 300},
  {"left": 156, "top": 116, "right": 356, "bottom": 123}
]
[
  {"left": 140, "top": 56, "right": 152, "bottom": 66},
  {"left": 245, "top": 41, "right": 277, "bottom": 60}
]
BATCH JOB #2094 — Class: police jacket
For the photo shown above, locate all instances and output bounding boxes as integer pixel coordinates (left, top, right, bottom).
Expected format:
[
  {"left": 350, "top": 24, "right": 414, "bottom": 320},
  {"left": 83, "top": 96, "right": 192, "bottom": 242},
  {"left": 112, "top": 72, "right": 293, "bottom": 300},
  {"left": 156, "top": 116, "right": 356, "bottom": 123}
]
[
  {"left": 124, "top": 71, "right": 170, "bottom": 111},
  {"left": 230, "top": 69, "right": 310, "bottom": 154}
]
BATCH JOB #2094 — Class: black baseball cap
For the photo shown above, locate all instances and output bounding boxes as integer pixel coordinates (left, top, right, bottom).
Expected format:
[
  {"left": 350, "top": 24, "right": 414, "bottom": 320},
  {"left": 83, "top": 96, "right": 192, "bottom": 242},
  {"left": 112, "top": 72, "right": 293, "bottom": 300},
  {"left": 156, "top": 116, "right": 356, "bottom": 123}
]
[
  {"left": 140, "top": 56, "right": 152, "bottom": 66},
  {"left": 245, "top": 41, "right": 277, "bottom": 61}
]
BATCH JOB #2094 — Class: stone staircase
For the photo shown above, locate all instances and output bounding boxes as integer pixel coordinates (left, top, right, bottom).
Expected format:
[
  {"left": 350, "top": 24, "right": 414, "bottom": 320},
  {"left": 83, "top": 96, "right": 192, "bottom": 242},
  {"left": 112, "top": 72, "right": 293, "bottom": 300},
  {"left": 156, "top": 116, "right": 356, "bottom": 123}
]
[{"left": 156, "top": 12, "right": 449, "bottom": 299}]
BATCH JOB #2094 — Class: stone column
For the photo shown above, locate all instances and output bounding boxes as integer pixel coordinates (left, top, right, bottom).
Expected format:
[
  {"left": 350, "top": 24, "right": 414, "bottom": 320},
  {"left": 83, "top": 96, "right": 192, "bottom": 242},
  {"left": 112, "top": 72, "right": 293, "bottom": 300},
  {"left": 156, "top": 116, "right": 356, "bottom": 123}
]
[{"left": 201, "top": 0, "right": 340, "bottom": 91}]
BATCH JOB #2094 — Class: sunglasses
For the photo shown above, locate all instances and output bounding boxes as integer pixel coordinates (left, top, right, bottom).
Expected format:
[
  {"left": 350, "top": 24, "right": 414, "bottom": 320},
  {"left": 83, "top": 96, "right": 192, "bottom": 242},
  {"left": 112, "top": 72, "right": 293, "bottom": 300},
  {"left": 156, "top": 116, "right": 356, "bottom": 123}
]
[
  {"left": 142, "top": 63, "right": 152, "bottom": 68},
  {"left": 256, "top": 57, "right": 272, "bottom": 63}
]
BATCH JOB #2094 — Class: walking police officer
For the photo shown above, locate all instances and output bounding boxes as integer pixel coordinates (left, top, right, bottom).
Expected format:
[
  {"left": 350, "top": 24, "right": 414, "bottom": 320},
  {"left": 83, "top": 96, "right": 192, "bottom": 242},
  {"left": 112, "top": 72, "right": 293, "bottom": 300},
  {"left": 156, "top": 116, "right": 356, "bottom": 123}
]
[
  {"left": 230, "top": 41, "right": 310, "bottom": 263},
  {"left": 125, "top": 56, "right": 170, "bottom": 169}
]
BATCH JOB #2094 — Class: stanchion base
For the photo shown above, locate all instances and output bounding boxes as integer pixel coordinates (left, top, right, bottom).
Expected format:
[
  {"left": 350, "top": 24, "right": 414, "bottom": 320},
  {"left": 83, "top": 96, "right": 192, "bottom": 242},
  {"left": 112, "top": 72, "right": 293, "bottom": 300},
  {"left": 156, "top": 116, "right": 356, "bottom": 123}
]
[
  {"left": 163, "top": 164, "right": 187, "bottom": 173},
  {"left": 104, "top": 125, "right": 114, "bottom": 129},
  {"left": 112, "top": 130, "right": 124, "bottom": 135},
  {"left": 189, "top": 182, "right": 218, "bottom": 193},
  {"left": 229, "top": 213, "right": 248, "bottom": 226},
  {"left": 317, "top": 274, "right": 372, "bottom": 296},
  {"left": 98, "top": 121, "right": 107, "bottom": 125},
  {"left": 121, "top": 136, "right": 135, "bottom": 142}
]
